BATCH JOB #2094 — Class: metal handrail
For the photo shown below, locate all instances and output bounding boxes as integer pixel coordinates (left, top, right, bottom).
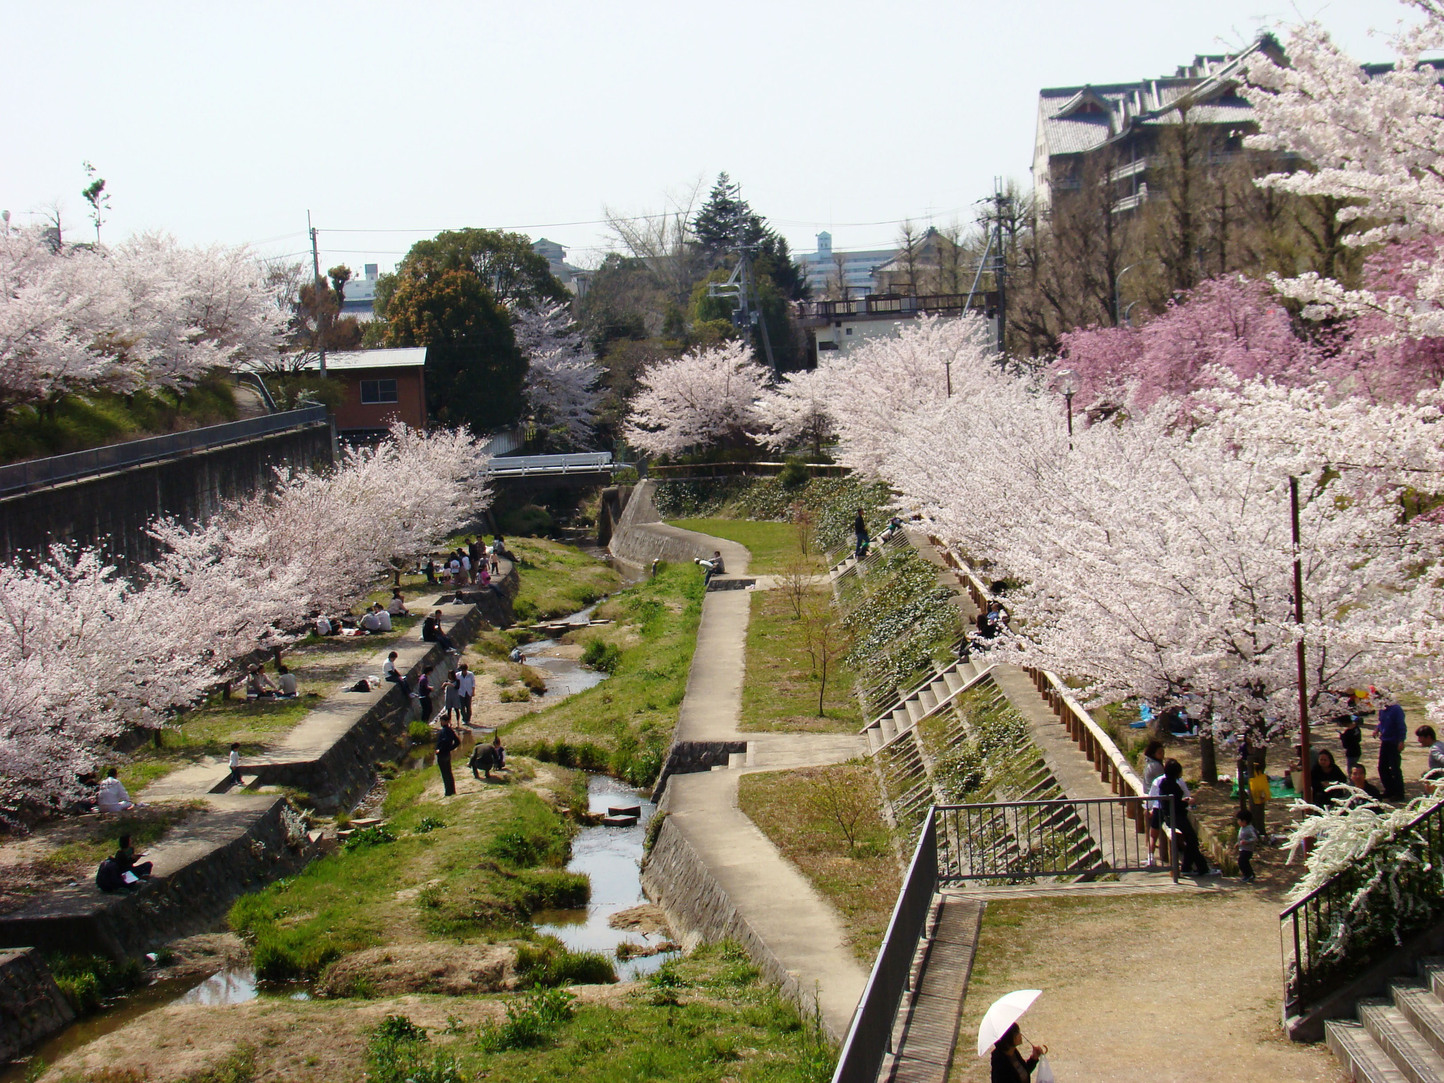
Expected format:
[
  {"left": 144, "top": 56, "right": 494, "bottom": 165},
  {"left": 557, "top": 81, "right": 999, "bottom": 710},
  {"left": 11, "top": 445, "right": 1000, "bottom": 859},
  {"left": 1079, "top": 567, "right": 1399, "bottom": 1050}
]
[
  {"left": 0, "top": 405, "right": 329, "bottom": 497},
  {"left": 1280, "top": 796, "right": 1444, "bottom": 1013},
  {"left": 832, "top": 810, "right": 937, "bottom": 1083},
  {"left": 935, "top": 796, "right": 1169, "bottom": 883}
]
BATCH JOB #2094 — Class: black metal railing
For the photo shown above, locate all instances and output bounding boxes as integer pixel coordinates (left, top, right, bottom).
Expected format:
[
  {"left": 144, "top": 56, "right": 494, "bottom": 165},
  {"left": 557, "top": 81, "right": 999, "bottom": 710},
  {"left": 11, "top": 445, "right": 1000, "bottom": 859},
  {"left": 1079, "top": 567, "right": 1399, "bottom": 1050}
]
[
  {"left": 831, "top": 811, "right": 937, "bottom": 1083},
  {"left": 0, "top": 405, "right": 330, "bottom": 497},
  {"left": 1281, "top": 797, "right": 1444, "bottom": 1014},
  {"left": 935, "top": 797, "right": 1170, "bottom": 883}
]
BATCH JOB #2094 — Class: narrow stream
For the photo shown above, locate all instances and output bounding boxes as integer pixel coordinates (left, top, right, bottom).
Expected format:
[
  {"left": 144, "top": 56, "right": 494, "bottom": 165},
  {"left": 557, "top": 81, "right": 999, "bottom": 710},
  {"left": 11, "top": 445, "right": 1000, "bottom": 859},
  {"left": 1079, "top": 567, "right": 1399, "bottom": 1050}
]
[
  {"left": 532, "top": 773, "right": 675, "bottom": 980},
  {"left": 4, "top": 591, "right": 662, "bottom": 1078}
]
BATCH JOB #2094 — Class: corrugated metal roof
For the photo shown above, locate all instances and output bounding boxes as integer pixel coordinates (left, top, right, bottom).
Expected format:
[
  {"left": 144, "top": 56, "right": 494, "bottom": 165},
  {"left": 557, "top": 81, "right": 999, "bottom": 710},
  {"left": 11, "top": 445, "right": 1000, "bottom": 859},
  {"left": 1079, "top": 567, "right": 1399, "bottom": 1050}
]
[{"left": 255, "top": 347, "right": 426, "bottom": 373}]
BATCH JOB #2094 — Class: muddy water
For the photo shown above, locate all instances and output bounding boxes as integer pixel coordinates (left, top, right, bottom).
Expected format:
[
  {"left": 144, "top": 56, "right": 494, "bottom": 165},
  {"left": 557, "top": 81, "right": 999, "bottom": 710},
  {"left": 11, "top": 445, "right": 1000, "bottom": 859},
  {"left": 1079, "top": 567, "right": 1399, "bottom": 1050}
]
[{"left": 532, "top": 773, "right": 675, "bottom": 980}]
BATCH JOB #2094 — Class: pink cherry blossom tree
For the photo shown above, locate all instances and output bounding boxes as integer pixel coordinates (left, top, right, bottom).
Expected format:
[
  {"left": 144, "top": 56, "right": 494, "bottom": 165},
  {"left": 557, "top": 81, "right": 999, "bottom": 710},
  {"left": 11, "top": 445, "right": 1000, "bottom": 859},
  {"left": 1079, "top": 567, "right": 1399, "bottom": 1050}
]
[
  {"left": 1054, "top": 276, "right": 1320, "bottom": 411},
  {"left": 624, "top": 341, "right": 769, "bottom": 457}
]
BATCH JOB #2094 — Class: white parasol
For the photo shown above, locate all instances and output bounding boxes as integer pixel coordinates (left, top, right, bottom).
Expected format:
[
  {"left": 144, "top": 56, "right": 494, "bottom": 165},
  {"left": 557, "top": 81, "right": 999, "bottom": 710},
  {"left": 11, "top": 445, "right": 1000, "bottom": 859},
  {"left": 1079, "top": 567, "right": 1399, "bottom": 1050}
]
[{"left": 976, "top": 989, "right": 1042, "bottom": 1056}]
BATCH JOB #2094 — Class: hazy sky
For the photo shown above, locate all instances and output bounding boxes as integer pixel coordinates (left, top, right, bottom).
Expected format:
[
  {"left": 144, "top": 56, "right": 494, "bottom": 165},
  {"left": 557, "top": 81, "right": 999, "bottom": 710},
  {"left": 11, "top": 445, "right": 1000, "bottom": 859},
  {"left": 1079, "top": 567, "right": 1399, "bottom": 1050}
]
[{"left": 0, "top": 0, "right": 1425, "bottom": 275}]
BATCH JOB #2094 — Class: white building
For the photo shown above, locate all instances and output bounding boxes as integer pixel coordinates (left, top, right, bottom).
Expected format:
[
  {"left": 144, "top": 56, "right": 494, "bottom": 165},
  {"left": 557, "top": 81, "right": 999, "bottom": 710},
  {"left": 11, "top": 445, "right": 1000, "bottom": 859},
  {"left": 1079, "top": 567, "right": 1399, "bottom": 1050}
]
[{"left": 794, "top": 232, "right": 897, "bottom": 299}]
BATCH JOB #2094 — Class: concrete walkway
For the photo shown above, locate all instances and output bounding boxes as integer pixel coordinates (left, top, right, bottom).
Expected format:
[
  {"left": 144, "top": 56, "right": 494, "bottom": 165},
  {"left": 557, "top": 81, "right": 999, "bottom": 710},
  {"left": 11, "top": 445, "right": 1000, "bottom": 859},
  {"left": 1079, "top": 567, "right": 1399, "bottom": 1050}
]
[{"left": 646, "top": 519, "right": 870, "bottom": 1040}]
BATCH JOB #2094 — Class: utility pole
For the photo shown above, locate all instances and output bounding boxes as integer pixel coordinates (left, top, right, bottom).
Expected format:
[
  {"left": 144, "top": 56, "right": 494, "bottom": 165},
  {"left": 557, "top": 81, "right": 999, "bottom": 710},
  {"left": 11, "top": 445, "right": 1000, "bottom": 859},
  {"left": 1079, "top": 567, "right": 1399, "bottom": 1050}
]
[
  {"left": 988, "top": 180, "right": 1011, "bottom": 355},
  {"left": 708, "top": 243, "right": 777, "bottom": 372},
  {"left": 309, "top": 210, "right": 327, "bottom": 377},
  {"left": 1291, "top": 475, "right": 1312, "bottom": 805}
]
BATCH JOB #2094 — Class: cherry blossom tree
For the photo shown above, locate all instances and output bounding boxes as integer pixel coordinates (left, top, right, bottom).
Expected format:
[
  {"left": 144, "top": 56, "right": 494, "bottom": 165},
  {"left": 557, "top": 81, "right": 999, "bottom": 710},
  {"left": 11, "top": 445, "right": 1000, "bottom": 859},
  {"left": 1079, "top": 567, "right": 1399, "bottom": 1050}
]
[
  {"left": 623, "top": 341, "right": 769, "bottom": 456},
  {"left": 512, "top": 302, "right": 603, "bottom": 444},
  {"left": 1244, "top": 7, "right": 1444, "bottom": 337},
  {"left": 819, "top": 313, "right": 999, "bottom": 476},
  {"left": 752, "top": 365, "right": 834, "bottom": 455},
  {"left": 0, "top": 549, "right": 201, "bottom": 819},
  {"left": 1054, "top": 276, "right": 1320, "bottom": 411},
  {"left": 0, "top": 225, "right": 286, "bottom": 417}
]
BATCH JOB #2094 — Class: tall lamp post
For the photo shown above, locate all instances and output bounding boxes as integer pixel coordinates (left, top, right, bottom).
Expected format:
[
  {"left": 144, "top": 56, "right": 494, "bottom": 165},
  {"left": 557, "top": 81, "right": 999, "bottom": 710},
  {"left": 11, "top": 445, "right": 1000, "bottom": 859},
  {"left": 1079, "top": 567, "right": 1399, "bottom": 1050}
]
[
  {"left": 1054, "top": 368, "right": 1078, "bottom": 450},
  {"left": 1291, "top": 475, "right": 1312, "bottom": 806},
  {"left": 944, "top": 356, "right": 953, "bottom": 398}
]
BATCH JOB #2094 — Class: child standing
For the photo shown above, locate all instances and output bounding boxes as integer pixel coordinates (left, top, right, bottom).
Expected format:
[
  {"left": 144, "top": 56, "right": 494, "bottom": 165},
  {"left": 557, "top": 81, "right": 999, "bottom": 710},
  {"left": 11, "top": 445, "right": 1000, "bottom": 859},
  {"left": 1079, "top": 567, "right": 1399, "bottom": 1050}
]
[
  {"left": 228, "top": 743, "right": 243, "bottom": 786},
  {"left": 1339, "top": 714, "right": 1363, "bottom": 772},
  {"left": 1236, "top": 809, "right": 1259, "bottom": 884}
]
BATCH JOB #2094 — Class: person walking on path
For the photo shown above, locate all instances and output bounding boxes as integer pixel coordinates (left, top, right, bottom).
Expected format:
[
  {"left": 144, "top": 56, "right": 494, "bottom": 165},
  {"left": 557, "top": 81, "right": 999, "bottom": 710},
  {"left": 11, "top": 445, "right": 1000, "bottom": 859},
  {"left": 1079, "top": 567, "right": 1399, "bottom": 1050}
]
[
  {"left": 435, "top": 719, "right": 460, "bottom": 796},
  {"left": 853, "top": 508, "right": 869, "bottom": 560},
  {"left": 1376, "top": 696, "right": 1407, "bottom": 799},
  {"left": 1236, "top": 809, "right": 1259, "bottom": 884},
  {"left": 228, "top": 743, "right": 243, "bottom": 786}
]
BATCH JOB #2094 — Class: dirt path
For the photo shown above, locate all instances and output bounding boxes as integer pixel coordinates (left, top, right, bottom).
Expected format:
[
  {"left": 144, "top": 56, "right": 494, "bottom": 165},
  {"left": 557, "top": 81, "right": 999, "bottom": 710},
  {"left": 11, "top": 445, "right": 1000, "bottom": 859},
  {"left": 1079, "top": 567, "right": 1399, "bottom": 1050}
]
[{"left": 949, "top": 891, "right": 1344, "bottom": 1083}]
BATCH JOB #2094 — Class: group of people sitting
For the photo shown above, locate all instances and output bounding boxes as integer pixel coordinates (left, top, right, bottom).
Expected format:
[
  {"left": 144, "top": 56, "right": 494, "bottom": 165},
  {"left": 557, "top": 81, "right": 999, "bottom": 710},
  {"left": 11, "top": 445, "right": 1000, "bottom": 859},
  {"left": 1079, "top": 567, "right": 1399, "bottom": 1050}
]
[
  {"left": 964, "top": 601, "right": 1012, "bottom": 657},
  {"left": 695, "top": 550, "right": 725, "bottom": 585},
  {"left": 245, "top": 662, "right": 297, "bottom": 699},
  {"left": 426, "top": 536, "right": 505, "bottom": 589}
]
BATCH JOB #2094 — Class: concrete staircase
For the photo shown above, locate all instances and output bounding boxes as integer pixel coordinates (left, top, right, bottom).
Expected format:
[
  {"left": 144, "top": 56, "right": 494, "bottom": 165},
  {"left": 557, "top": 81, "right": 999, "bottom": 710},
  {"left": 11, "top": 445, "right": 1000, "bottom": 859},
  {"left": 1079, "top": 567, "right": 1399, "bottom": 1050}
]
[
  {"left": 828, "top": 528, "right": 909, "bottom": 582},
  {"left": 1328, "top": 959, "right": 1444, "bottom": 1082},
  {"left": 862, "top": 658, "right": 989, "bottom": 754}
]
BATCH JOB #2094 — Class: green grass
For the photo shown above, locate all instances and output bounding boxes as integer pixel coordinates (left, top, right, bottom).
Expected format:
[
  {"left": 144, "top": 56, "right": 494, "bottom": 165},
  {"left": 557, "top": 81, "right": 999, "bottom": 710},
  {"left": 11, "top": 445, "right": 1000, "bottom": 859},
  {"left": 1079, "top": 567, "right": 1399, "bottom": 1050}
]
[
  {"left": 403, "top": 942, "right": 834, "bottom": 1081},
  {"left": 508, "top": 536, "right": 623, "bottom": 624},
  {"left": 668, "top": 518, "right": 824, "bottom": 576},
  {"left": 35, "top": 803, "right": 204, "bottom": 873},
  {"left": 228, "top": 784, "right": 580, "bottom": 983},
  {"left": 740, "top": 587, "right": 861, "bottom": 734},
  {"left": 738, "top": 766, "right": 899, "bottom": 962},
  {"left": 503, "top": 563, "right": 704, "bottom": 785}
]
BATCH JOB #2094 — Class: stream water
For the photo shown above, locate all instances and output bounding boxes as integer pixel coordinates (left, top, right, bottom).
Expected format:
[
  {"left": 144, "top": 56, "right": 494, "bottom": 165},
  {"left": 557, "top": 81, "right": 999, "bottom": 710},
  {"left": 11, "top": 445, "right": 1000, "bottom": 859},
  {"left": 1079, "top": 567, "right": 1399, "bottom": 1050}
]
[{"left": 3, "top": 593, "right": 661, "bottom": 1077}]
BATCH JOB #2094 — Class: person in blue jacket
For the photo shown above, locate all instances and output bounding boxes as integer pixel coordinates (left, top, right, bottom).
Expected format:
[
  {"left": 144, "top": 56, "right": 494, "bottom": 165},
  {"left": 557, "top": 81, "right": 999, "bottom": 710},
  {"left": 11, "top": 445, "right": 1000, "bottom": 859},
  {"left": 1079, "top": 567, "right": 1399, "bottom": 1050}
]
[{"left": 1376, "top": 696, "right": 1407, "bottom": 800}]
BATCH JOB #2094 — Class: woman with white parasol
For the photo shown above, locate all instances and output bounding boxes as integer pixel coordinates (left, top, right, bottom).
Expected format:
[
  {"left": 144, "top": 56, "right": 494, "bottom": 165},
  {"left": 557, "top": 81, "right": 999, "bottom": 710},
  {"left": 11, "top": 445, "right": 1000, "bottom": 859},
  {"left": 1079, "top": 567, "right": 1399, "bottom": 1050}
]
[{"left": 980, "top": 989, "right": 1051, "bottom": 1082}]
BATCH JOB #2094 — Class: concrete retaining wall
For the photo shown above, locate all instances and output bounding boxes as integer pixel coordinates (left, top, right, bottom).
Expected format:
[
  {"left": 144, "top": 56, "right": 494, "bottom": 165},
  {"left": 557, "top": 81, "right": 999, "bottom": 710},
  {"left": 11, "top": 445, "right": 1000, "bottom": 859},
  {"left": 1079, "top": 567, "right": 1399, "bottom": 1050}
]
[
  {"left": 650, "top": 740, "right": 747, "bottom": 801},
  {"left": 641, "top": 812, "right": 836, "bottom": 1040},
  {"left": 0, "top": 798, "right": 310, "bottom": 961},
  {"left": 0, "top": 947, "right": 76, "bottom": 1064},
  {"left": 248, "top": 568, "right": 518, "bottom": 813},
  {"left": 0, "top": 422, "right": 334, "bottom": 567},
  {"left": 607, "top": 479, "right": 721, "bottom": 576}
]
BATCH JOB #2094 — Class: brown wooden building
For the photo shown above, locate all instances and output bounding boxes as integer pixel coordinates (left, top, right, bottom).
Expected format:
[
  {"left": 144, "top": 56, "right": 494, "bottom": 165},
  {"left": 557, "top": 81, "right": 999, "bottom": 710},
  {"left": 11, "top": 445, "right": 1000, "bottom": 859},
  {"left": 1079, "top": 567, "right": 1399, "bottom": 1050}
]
[{"left": 301, "top": 348, "right": 428, "bottom": 436}]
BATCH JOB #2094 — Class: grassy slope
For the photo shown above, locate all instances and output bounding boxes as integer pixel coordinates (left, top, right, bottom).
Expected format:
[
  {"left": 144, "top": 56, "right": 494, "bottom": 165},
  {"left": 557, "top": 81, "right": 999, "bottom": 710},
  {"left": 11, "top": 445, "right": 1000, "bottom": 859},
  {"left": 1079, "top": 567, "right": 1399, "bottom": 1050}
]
[
  {"left": 228, "top": 766, "right": 582, "bottom": 983},
  {"left": 741, "top": 586, "right": 860, "bottom": 734},
  {"left": 507, "top": 536, "right": 624, "bottom": 623},
  {"left": 502, "top": 563, "right": 704, "bottom": 784},
  {"left": 668, "top": 518, "right": 823, "bottom": 575},
  {"left": 737, "top": 764, "right": 900, "bottom": 962}
]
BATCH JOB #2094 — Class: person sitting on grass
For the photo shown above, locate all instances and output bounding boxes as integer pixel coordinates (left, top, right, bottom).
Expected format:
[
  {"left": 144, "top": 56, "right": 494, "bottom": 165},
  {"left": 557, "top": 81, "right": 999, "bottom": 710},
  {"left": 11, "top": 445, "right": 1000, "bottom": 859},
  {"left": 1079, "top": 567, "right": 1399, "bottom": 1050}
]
[
  {"left": 388, "top": 589, "right": 409, "bottom": 617},
  {"left": 96, "top": 768, "right": 136, "bottom": 814},
  {"left": 114, "top": 835, "right": 152, "bottom": 883},
  {"left": 1345, "top": 763, "right": 1385, "bottom": 805},
  {"left": 245, "top": 664, "right": 278, "bottom": 699},
  {"left": 276, "top": 664, "right": 297, "bottom": 697}
]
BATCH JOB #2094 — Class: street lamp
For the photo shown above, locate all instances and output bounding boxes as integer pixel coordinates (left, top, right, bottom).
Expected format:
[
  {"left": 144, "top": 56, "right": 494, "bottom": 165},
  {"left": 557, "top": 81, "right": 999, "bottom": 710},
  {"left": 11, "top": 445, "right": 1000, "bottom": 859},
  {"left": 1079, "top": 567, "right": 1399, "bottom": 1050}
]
[
  {"left": 1053, "top": 368, "right": 1078, "bottom": 450},
  {"left": 1113, "top": 259, "right": 1163, "bottom": 327},
  {"left": 944, "top": 356, "right": 953, "bottom": 398}
]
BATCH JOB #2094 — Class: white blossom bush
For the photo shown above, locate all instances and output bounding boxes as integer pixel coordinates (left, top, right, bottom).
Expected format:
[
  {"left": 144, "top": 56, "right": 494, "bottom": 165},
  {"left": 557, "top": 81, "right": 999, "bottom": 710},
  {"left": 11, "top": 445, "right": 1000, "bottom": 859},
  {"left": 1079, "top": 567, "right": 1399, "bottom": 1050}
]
[{"left": 1284, "top": 790, "right": 1444, "bottom": 993}]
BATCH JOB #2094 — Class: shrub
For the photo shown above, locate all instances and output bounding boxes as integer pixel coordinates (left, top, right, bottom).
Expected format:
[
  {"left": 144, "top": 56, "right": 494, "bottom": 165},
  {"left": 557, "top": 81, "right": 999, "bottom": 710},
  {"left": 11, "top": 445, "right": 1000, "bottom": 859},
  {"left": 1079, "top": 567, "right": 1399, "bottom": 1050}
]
[
  {"left": 365, "top": 1014, "right": 461, "bottom": 1083},
  {"left": 516, "top": 869, "right": 590, "bottom": 910},
  {"left": 343, "top": 825, "right": 397, "bottom": 852},
  {"left": 778, "top": 456, "right": 810, "bottom": 490},
  {"left": 414, "top": 816, "right": 446, "bottom": 834},
  {"left": 408, "top": 719, "right": 433, "bottom": 743},
  {"left": 477, "top": 987, "right": 575, "bottom": 1052},
  {"left": 46, "top": 954, "right": 143, "bottom": 1014},
  {"left": 499, "top": 503, "right": 555, "bottom": 537},
  {"left": 515, "top": 940, "right": 616, "bottom": 988},
  {"left": 581, "top": 639, "right": 622, "bottom": 673}
]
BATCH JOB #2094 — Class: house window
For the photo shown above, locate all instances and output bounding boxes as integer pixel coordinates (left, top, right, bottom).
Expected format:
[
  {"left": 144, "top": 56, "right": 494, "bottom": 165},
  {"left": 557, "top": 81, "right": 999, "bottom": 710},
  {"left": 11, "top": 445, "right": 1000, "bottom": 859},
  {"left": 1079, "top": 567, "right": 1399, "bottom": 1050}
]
[
  {"left": 845, "top": 327, "right": 853, "bottom": 335},
  {"left": 360, "top": 379, "right": 398, "bottom": 404}
]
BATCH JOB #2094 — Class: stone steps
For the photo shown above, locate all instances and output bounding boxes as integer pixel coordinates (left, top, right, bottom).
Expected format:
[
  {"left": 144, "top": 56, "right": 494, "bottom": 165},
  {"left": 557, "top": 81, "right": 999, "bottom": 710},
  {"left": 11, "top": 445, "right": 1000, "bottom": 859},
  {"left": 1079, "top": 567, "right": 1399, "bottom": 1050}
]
[{"left": 1327, "top": 960, "right": 1444, "bottom": 1083}]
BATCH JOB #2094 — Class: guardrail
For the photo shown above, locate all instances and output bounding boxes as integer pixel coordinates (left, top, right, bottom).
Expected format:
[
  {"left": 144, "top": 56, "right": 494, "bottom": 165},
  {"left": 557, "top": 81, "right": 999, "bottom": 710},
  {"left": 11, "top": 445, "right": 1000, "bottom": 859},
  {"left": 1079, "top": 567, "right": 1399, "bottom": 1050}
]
[
  {"left": 1281, "top": 796, "right": 1444, "bottom": 1017},
  {"left": 936, "top": 796, "right": 1165, "bottom": 882},
  {"left": 831, "top": 811, "right": 937, "bottom": 1083},
  {"left": 646, "top": 461, "right": 850, "bottom": 480},
  {"left": 487, "top": 452, "right": 614, "bottom": 477},
  {"left": 0, "top": 406, "right": 330, "bottom": 498}
]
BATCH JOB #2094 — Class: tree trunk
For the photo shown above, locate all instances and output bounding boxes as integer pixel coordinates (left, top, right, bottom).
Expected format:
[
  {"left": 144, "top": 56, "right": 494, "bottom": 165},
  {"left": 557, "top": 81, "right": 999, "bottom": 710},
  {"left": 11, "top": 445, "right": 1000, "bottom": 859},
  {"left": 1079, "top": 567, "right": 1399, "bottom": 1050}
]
[{"left": 1199, "top": 729, "right": 1218, "bottom": 784}]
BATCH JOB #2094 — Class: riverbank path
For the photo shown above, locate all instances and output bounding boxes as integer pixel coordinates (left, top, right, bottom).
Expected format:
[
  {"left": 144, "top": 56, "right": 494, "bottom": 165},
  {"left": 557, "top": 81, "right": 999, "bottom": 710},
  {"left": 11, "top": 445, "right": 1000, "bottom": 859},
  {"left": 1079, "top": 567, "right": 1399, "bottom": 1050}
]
[{"left": 659, "top": 525, "right": 871, "bottom": 1041}]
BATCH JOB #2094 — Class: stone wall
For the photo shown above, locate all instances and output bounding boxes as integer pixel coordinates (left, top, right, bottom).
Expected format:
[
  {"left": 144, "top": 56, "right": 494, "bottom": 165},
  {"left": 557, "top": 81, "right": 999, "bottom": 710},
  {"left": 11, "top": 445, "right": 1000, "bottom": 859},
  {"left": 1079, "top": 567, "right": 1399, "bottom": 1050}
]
[
  {"left": 641, "top": 813, "right": 840, "bottom": 1042},
  {"left": 649, "top": 740, "right": 747, "bottom": 801},
  {"left": 0, "top": 947, "right": 76, "bottom": 1064},
  {"left": 0, "top": 798, "right": 310, "bottom": 961},
  {"left": 0, "top": 421, "right": 334, "bottom": 567}
]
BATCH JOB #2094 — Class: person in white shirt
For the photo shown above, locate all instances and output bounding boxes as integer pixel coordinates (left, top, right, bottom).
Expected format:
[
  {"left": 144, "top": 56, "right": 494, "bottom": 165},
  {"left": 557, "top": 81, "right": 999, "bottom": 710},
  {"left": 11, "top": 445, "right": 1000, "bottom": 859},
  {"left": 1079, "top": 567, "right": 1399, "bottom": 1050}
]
[
  {"left": 228, "top": 743, "right": 243, "bottom": 785},
  {"left": 315, "top": 614, "right": 334, "bottom": 636},
  {"left": 360, "top": 609, "right": 381, "bottom": 633},
  {"left": 97, "top": 768, "right": 135, "bottom": 813},
  {"left": 276, "top": 665, "right": 298, "bottom": 697},
  {"left": 383, "top": 651, "right": 404, "bottom": 685},
  {"left": 373, "top": 605, "right": 392, "bottom": 632},
  {"left": 454, "top": 663, "right": 476, "bottom": 724},
  {"left": 387, "top": 590, "right": 408, "bottom": 617}
]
